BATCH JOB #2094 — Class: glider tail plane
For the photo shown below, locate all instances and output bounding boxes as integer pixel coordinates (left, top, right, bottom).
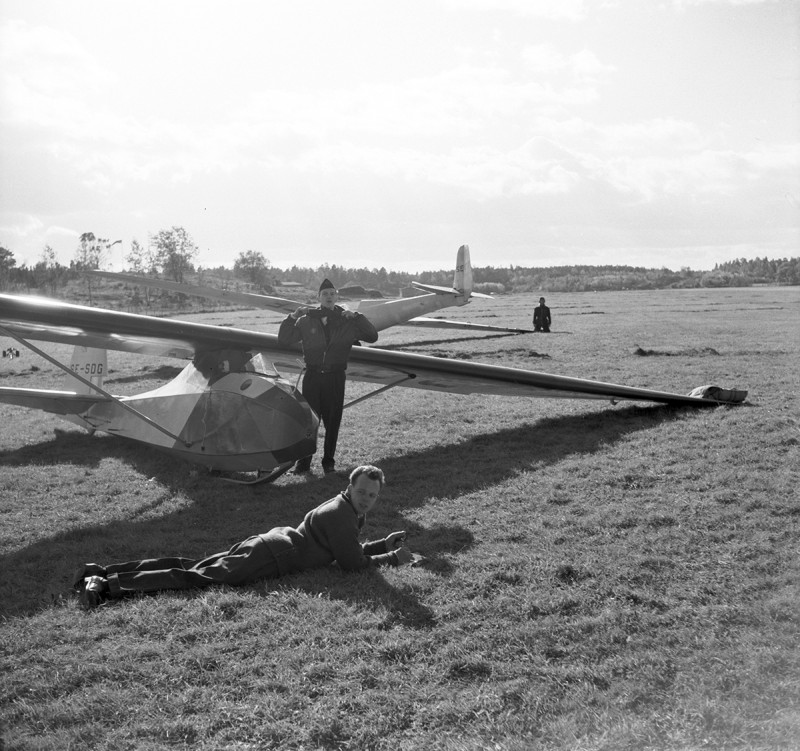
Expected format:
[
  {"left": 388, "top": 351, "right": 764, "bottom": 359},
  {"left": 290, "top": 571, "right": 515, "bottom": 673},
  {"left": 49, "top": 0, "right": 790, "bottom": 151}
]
[
  {"left": 69, "top": 346, "right": 107, "bottom": 394},
  {"left": 411, "top": 244, "right": 490, "bottom": 299}
]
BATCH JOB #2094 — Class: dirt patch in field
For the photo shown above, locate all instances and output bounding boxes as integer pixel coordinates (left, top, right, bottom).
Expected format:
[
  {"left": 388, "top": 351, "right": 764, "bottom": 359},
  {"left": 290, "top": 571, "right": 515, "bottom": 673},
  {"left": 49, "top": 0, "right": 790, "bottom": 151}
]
[
  {"left": 633, "top": 345, "right": 720, "bottom": 357},
  {"left": 422, "top": 348, "right": 551, "bottom": 360},
  {"left": 500, "top": 347, "right": 552, "bottom": 360}
]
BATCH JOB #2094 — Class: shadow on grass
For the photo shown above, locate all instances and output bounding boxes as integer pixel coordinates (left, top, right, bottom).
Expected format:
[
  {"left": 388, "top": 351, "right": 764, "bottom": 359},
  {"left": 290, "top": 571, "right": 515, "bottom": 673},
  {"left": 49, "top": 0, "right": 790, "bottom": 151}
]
[
  {"left": 374, "top": 402, "right": 695, "bottom": 506},
  {"left": 262, "top": 569, "right": 438, "bottom": 629},
  {"left": 0, "top": 427, "right": 181, "bottom": 471},
  {"left": 0, "top": 402, "right": 694, "bottom": 617}
]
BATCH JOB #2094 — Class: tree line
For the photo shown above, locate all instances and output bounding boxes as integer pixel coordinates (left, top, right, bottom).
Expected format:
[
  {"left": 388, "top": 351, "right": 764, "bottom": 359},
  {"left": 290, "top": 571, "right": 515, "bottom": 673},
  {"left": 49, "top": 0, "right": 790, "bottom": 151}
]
[{"left": 1, "top": 226, "right": 797, "bottom": 302}]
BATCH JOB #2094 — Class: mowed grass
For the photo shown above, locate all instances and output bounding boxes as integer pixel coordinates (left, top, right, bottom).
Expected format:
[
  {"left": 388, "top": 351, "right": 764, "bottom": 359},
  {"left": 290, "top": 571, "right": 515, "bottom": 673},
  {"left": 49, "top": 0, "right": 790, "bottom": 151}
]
[{"left": 1, "top": 286, "right": 799, "bottom": 750}]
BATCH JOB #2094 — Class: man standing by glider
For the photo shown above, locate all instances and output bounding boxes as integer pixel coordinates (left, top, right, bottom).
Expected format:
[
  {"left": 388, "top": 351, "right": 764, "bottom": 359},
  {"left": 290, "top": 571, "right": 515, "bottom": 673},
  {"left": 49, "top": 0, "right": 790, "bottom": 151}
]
[
  {"left": 278, "top": 278, "right": 379, "bottom": 474},
  {"left": 75, "top": 465, "right": 419, "bottom": 609}
]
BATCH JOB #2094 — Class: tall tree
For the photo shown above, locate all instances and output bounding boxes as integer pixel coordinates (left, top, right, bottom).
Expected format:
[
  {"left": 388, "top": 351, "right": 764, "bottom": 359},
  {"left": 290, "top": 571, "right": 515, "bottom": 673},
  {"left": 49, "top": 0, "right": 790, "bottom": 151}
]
[
  {"left": 41, "top": 245, "right": 56, "bottom": 267},
  {"left": 0, "top": 246, "right": 16, "bottom": 290},
  {"left": 73, "top": 232, "right": 110, "bottom": 306},
  {"left": 125, "top": 238, "right": 158, "bottom": 274},
  {"left": 233, "top": 250, "right": 272, "bottom": 289},
  {"left": 74, "top": 232, "right": 109, "bottom": 270},
  {"left": 40, "top": 245, "right": 62, "bottom": 295},
  {"left": 150, "top": 226, "right": 198, "bottom": 283}
]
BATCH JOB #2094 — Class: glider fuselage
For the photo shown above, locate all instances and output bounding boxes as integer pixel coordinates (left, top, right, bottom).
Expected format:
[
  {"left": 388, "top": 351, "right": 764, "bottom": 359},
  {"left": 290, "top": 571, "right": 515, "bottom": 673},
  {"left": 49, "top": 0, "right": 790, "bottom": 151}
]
[{"left": 0, "top": 304, "right": 319, "bottom": 473}]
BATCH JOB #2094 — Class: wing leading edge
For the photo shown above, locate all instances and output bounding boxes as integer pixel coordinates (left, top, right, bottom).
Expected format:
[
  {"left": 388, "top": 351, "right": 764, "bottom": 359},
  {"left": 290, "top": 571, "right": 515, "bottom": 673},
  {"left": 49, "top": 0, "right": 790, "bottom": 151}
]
[
  {"left": 279, "top": 347, "right": 745, "bottom": 405},
  {"left": 0, "top": 293, "right": 746, "bottom": 407},
  {"left": 0, "top": 386, "right": 108, "bottom": 415}
]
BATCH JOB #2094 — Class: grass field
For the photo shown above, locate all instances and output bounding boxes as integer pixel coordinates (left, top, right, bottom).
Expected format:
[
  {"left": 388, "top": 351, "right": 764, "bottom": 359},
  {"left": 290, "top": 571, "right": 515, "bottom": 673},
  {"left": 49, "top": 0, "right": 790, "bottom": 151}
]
[{"left": 1, "top": 286, "right": 798, "bottom": 750}]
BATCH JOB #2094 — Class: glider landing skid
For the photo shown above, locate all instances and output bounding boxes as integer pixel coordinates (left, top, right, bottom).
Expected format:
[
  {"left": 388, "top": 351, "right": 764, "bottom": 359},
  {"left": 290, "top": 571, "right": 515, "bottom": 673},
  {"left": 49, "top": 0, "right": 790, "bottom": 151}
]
[{"left": 213, "top": 461, "right": 295, "bottom": 485}]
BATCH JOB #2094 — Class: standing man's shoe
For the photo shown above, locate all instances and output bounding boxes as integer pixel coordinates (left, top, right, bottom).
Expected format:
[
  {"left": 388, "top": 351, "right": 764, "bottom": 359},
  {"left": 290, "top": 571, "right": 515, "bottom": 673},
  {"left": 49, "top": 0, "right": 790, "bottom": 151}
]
[{"left": 291, "top": 458, "right": 312, "bottom": 474}]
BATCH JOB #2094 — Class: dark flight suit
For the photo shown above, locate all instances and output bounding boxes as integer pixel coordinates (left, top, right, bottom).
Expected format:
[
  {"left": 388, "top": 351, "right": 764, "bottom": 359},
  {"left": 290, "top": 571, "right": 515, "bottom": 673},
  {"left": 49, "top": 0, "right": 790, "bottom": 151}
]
[
  {"left": 533, "top": 303, "right": 551, "bottom": 332},
  {"left": 98, "top": 491, "right": 402, "bottom": 598},
  {"left": 278, "top": 305, "right": 378, "bottom": 471}
]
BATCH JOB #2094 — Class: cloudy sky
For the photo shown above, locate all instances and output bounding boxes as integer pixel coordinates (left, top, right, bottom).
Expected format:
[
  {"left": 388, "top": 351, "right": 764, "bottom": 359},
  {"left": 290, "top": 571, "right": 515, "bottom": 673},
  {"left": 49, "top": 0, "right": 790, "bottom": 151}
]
[{"left": 1, "top": 0, "right": 798, "bottom": 273}]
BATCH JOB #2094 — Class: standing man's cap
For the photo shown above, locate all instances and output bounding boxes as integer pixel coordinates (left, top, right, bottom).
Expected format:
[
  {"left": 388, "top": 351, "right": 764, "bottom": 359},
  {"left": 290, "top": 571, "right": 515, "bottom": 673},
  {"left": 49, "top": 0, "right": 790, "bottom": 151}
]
[{"left": 319, "top": 278, "right": 335, "bottom": 293}]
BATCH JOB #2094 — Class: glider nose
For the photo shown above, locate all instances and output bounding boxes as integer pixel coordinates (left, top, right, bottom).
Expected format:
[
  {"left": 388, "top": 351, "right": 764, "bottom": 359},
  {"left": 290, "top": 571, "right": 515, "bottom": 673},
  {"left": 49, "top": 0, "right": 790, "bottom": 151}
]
[
  {"left": 179, "top": 374, "right": 319, "bottom": 471},
  {"left": 235, "top": 376, "right": 319, "bottom": 464},
  {"left": 261, "top": 382, "right": 319, "bottom": 463}
]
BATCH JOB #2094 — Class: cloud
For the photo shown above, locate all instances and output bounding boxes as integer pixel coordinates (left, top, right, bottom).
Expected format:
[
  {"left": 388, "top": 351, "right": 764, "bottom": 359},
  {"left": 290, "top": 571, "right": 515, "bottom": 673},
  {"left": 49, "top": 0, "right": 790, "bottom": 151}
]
[
  {"left": 439, "top": 0, "right": 607, "bottom": 21},
  {"left": 671, "top": 0, "right": 780, "bottom": 7},
  {"left": 2, "top": 13, "right": 616, "bottom": 202},
  {"left": 1, "top": 20, "right": 113, "bottom": 126},
  {"left": 522, "top": 45, "right": 617, "bottom": 82}
]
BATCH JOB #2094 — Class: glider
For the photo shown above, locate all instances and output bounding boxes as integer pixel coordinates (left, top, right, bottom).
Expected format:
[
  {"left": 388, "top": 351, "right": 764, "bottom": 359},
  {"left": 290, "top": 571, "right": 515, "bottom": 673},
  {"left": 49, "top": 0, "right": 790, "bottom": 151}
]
[
  {"left": 89, "top": 245, "right": 533, "bottom": 335},
  {"left": 0, "top": 292, "right": 747, "bottom": 482}
]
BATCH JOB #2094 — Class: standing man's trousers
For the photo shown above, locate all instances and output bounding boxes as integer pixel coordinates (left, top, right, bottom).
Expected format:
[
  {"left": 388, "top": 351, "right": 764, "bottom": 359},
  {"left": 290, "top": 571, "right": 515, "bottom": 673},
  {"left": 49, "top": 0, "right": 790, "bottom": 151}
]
[{"left": 300, "top": 369, "right": 346, "bottom": 469}]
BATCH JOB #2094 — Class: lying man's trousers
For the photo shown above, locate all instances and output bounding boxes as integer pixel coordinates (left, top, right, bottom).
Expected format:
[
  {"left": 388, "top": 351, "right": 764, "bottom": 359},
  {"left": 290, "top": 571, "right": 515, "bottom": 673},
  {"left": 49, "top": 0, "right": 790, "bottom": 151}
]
[{"left": 105, "top": 535, "right": 280, "bottom": 597}]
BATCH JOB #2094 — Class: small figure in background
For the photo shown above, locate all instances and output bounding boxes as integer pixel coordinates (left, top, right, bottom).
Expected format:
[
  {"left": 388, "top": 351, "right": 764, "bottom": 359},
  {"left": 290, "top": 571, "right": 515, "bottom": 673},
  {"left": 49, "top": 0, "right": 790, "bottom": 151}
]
[{"left": 533, "top": 297, "right": 551, "bottom": 333}]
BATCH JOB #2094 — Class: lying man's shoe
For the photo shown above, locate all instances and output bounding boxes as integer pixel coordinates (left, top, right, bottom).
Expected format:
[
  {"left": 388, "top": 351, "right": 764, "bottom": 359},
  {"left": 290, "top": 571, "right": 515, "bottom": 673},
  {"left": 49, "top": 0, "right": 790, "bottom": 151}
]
[
  {"left": 72, "top": 563, "right": 107, "bottom": 591},
  {"left": 79, "top": 576, "right": 109, "bottom": 610}
]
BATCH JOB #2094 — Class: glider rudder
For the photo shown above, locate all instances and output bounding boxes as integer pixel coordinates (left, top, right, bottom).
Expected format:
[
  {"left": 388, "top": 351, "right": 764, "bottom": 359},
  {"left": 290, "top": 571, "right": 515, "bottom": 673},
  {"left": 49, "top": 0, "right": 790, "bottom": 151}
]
[{"left": 453, "top": 244, "right": 472, "bottom": 295}]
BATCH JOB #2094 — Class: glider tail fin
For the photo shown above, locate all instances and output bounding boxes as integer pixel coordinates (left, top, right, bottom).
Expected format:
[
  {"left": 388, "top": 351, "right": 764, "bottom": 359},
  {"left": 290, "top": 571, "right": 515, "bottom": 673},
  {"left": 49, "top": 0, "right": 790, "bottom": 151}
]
[
  {"left": 453, "top": 244, "right": 473, "bottom": 296},
  {"left": 411, "top": 244, "right": 490, "bottom": 298},
  {"left": 68, "top": 346, "right": 107, "bottom": 394}
]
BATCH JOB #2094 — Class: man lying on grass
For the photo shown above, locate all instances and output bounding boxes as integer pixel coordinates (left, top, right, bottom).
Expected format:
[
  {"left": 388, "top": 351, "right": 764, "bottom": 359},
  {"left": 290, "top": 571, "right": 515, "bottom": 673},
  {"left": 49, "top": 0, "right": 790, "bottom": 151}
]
[{"left": 73, "top": 464, "right": 417, "bottom": 610}]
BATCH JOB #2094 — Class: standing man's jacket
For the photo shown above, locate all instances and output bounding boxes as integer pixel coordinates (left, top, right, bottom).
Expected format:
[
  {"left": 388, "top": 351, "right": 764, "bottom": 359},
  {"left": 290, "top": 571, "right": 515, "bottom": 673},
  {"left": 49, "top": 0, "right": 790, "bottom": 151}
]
[
  {"left": 533, "top": 305, "right": 551, "bottom": 329},
  {"left": 278, "top": 306, "right": 378, "bottom": 370}
]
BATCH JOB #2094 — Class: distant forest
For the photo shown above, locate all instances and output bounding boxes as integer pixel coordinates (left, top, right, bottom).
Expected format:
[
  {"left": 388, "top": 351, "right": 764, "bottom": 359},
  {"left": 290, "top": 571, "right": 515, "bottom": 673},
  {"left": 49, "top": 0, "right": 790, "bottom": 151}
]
[{"left": 1, "top": 238, "right": 798, "bottom": 309}]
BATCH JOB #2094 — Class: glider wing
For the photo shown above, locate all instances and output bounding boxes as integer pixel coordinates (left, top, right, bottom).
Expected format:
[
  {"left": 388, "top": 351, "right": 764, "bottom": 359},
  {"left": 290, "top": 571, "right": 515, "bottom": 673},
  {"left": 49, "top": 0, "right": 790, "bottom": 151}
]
[
  {"left": 0, "top": 386, "right": 108, "bottom": 415},
  {"left": 89, "top": 270, "right": 300, "bottom": 315},
  {"left": 0, "top": 293, "right": 268, "bottom": 359},
  {"left": 299, "top": 346, "right": 746, "bottom": 405},
  {"left": 0, "top": 294, "right": 746, "bottom": 407}
]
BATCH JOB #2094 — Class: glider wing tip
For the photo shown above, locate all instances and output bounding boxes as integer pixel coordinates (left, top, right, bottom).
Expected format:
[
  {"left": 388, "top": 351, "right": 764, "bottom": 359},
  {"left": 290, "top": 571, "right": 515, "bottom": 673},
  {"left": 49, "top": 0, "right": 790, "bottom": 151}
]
[{"left": 687, "top": 385, "right": 748, "bottom": 404}]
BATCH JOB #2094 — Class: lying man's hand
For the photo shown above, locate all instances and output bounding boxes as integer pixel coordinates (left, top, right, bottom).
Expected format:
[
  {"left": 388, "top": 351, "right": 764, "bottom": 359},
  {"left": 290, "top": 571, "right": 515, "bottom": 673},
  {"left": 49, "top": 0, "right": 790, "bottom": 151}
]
[
  {"left": 394, "top": 547, "right": 414, "bottom": 565},
  {"left": 394, "top": 547, "right": 427, "bottom": 567},
  {"left": 385, "top": 531, "right": 406, "bottom": 550}
]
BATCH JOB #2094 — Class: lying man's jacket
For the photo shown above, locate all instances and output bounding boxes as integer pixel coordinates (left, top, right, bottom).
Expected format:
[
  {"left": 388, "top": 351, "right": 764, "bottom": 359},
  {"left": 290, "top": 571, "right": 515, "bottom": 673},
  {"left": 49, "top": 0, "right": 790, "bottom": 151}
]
[{"left": 260, "top": 491, "right": 400, "bottom": 574}]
